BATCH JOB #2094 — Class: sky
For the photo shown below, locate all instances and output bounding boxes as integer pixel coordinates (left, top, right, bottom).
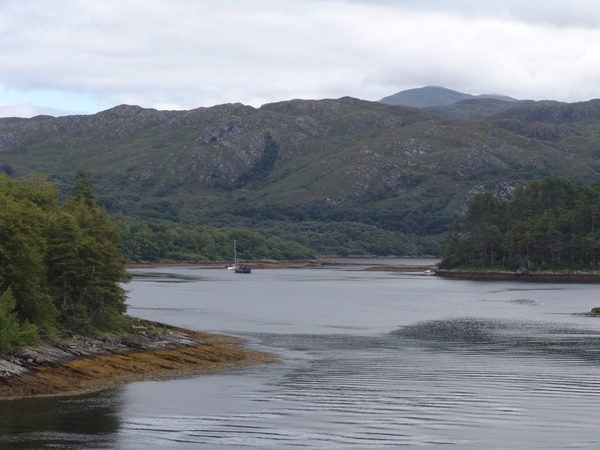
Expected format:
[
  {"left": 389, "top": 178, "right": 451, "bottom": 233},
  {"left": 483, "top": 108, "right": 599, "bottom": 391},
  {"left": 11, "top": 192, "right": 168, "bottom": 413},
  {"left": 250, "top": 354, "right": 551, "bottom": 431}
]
[{"left": 1, "top": 0, "right": 599, "bottom": 117}]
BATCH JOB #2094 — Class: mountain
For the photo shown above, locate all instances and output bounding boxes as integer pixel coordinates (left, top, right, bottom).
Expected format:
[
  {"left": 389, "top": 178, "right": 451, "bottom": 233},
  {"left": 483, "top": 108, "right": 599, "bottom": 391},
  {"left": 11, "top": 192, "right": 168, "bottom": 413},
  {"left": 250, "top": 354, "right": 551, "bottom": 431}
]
[
  {"left": 2, "top": 96, "right": 600, "bottom": 255},
  {"left": 380, "top": 86, "right": 518, "bottom": 108}
]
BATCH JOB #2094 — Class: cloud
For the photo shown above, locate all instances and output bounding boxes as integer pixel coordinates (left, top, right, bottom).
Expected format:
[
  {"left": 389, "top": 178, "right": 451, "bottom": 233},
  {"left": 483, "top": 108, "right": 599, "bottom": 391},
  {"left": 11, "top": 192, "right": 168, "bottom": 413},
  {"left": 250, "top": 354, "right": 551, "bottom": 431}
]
[
  {"left": 345, "top": 0, "right": 600, "bottom": 29},
  {"left": 0, "top": 103, "right": 74, "bottom": 118},
  {"left": 0, "top": 86, "right": 112, "bottom": 117},
  {"left": 0, "top": 0, "right": 599, "bottom": 117}
]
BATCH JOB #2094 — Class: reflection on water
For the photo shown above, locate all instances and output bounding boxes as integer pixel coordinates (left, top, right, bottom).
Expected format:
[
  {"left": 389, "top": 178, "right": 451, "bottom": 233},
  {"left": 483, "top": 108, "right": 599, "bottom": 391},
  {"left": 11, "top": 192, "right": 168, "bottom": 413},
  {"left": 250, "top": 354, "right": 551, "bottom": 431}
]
[
  {"left": 130, "top": 271, "right": 203, "bottom": 283},
  {"left": 0, "top": 390, "right": 122, "bottom": 449},
  {"left": 114, "top": 323, "right": 600, "bottom": 449},
  {"left": 2, "top": 268, "right": 600, "bottom": 449},
  {"left": 395, "top": 317, "right": 600, "bottom": 363}
]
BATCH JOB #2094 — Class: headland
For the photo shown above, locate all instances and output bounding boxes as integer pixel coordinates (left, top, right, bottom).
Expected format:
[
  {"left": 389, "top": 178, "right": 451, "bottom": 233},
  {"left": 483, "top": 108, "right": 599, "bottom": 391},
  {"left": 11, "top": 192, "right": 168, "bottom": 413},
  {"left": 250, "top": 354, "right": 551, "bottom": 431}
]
[{"left": 0, "top": 321, "right": 276, "bottom": 401}]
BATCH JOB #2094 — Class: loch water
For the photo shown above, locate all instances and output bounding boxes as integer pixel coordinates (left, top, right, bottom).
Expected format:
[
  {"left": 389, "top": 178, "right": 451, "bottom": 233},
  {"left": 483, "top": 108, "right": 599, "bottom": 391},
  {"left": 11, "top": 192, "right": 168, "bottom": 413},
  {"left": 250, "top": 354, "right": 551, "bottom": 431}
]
[{"left": 2, "top": 264, "right": 600, "bottom": 449}]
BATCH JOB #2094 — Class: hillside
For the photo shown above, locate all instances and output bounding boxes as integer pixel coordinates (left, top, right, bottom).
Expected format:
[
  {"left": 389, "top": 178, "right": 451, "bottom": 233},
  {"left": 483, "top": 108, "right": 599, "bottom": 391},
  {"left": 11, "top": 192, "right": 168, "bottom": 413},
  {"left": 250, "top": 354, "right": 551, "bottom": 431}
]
[
  {"left": 2, "top": 96, "right": 600, "bottom": 255},
  {"left": 422, "top": 99, "right": 534, "bottom": 120}
]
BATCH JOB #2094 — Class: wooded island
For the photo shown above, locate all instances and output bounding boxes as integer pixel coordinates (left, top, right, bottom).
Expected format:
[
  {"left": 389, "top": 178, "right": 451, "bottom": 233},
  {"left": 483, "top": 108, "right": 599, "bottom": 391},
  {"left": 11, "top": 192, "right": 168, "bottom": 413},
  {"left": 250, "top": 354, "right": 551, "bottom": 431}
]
[{"left": 440, "top": 177, "right": 600, "bottom": 272}]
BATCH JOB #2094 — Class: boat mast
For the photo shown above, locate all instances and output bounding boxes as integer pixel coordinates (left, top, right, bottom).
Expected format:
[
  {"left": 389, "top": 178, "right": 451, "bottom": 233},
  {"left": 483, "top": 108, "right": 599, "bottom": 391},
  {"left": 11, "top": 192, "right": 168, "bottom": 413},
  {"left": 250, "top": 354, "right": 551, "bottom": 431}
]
[{"left": 234, "top": 240, "right": 237, "bottom": 266}]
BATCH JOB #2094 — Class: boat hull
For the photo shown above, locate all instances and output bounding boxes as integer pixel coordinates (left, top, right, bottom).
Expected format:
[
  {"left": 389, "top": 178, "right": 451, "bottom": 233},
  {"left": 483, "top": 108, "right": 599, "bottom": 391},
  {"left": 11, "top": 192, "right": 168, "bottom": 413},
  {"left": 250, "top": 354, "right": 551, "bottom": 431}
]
[{"left": 234, "top": 264, "right": 251, "bottom": 274}]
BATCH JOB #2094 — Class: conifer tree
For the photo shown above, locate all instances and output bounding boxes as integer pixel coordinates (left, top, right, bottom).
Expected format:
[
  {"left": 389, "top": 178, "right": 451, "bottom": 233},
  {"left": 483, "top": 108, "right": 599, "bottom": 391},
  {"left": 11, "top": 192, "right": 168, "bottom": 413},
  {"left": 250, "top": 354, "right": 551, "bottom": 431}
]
[
  {"left": 0, "top": 175, "right": 58, "bottom": 330},
  {"left": 49, "top": 171, "right": 130, "bottom": 333}
]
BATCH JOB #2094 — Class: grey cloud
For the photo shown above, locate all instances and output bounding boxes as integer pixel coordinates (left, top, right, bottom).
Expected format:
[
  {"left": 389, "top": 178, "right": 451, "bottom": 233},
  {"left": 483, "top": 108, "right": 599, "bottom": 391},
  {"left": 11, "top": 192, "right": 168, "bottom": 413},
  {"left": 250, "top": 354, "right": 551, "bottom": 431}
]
[
  {"left": 0, "top": 0, "right": 599, "bottom": 117},
  {"left": 341, "top": 0, "right": 600, "bottom": 28}
]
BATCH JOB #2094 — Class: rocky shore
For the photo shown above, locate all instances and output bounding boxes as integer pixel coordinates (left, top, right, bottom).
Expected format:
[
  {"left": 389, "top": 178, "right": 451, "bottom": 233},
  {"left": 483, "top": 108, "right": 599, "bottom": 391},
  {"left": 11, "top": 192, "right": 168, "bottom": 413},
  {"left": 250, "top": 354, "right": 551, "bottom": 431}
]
[
  {"left": 0, "top": 321, "right": 276, "bottom": 401},
  {"left": 435, "top": 268, "right": 600, "bottom": 282}
]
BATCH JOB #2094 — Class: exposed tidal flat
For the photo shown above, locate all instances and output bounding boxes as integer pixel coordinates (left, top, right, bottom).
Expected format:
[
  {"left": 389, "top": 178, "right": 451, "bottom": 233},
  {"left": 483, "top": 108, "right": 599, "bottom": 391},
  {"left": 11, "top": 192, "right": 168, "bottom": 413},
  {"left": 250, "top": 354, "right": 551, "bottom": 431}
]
[
  {"left": 3, "top": 264, "right": 600, "bottom": 449},
  {"left": 0, "top": 324, "right": 276, "bottom": 401}
]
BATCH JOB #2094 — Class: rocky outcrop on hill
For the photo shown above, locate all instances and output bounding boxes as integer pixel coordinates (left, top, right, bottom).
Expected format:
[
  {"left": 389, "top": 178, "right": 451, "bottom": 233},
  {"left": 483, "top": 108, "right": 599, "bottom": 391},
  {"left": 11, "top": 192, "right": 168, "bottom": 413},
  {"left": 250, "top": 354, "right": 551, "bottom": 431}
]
[{"left": 453, "top": 181, "right": 522, "bottom": 215}]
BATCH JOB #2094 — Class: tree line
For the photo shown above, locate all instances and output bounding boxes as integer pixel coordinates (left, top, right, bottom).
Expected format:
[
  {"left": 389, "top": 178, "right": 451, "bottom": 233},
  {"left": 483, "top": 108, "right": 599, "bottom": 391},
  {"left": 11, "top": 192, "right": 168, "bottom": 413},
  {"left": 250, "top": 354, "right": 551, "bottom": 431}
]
[
  {"left": 117, "top": 219, "right": 316, "bottom": 262},
  {"left": 440, "top": 177, "right": 600, "bottom": 270},
  {"left": 0, "top": 171, "right": 129, "bottom": 353}
]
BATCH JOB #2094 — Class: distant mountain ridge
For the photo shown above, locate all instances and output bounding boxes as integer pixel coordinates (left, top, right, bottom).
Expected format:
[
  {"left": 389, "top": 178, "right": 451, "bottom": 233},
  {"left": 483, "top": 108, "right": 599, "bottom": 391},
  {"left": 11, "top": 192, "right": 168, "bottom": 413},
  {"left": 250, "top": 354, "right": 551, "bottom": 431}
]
[{"left": 380, "top": 86, "right": 518, "bottom": 108}]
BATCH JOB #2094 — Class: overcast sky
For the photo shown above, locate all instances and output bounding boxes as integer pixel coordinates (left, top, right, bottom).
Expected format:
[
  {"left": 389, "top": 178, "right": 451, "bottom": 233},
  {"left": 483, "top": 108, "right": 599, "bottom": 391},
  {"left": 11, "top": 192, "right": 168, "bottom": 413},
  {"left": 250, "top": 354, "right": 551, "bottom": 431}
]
[{"left": 1, "top": 0, "right": 599, "bottom": 117}]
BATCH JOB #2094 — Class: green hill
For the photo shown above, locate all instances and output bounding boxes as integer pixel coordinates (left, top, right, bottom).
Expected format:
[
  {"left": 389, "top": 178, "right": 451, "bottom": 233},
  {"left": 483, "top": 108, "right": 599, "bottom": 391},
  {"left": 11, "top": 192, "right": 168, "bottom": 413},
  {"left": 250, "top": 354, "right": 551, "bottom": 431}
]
[{"left": 2, "top": 96, "right": 600, "bottom": 255}]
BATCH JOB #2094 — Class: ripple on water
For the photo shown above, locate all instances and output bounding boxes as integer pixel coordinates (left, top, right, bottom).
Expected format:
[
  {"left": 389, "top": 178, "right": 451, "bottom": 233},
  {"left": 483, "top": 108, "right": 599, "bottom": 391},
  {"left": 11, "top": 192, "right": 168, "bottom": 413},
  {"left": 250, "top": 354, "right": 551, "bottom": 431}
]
[{"left": 115, "top": 319, "right": 600, "bottom": 449}]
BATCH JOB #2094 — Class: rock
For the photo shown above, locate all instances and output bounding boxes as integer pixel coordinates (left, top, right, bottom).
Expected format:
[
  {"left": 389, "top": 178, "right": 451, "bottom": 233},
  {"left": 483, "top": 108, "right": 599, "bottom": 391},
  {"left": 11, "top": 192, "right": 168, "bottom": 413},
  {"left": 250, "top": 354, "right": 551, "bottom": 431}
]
[
  {"left": 0, "top": 321, "right": 206, "bottom": 382},
  {"left": 590, "top": 307, "right": 600, "bottom": 315}
]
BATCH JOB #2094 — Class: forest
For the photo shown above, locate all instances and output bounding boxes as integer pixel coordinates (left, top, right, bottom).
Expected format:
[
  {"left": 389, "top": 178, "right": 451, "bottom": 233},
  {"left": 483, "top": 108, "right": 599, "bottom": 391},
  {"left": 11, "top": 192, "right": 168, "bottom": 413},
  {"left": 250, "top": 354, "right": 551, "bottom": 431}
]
[
  {"left": 117, "top": 218, "right": 316, "bottom": 262},
  {"left": 0, "top": 171, "right": 130, "bottom": 354},
  {"left": 440, "top": 177, "right": 600, "bottom": 271},
  {"left": 116, "top": 217, "right": 433, "bottom": 261}
]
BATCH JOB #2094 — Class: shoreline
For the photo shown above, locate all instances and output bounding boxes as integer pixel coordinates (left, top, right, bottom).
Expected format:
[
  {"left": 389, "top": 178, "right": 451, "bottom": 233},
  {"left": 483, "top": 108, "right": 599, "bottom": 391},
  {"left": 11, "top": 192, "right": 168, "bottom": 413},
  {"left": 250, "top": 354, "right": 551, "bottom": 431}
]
[
  {"left": 127, "top": 257, "right": 440, "bottom": 271},
  {"left": 126, "top": 260, "right": 323, "bottom": 269},
  {"left": 126, "top": 255, "right": 441, "bottom": 269},
  {"left": 435, "top": 268, "right": 600, "bottom": 282},
  {"left": 0, "top": 322, "right": 276, "bottom": 401}
]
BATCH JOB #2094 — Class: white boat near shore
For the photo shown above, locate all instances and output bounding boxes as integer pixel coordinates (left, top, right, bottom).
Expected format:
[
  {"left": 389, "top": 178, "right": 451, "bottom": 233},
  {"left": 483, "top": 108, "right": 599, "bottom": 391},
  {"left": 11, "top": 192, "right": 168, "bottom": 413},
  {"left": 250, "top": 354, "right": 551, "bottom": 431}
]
[{"left": 228, "top": 240, "right": 251, "bottom": 273}]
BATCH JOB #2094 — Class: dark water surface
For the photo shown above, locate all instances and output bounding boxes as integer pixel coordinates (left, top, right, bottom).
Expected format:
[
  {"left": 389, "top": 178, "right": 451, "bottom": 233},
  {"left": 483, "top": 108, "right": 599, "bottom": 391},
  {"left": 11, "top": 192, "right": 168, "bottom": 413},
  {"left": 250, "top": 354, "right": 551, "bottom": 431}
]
[{"left": 2, "top": 267, "right": 600, "bottom": 449}]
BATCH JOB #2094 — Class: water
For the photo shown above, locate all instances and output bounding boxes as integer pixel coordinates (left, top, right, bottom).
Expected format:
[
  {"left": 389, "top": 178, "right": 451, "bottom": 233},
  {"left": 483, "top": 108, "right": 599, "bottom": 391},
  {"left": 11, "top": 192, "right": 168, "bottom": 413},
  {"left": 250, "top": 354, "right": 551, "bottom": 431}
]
[{"left": 2, "top": 266, "right": 600, "bottom": 449}]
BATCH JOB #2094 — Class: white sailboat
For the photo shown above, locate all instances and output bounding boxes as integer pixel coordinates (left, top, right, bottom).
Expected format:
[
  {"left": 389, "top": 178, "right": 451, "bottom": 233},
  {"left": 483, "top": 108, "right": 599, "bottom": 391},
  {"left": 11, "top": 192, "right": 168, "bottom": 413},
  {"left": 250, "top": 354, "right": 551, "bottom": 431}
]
[
  {"left": 227, "top": 240, "right": 237, "bottom": 270},
  {"left": 228, "top": 239, "right": 251, "bottom": 273}
]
